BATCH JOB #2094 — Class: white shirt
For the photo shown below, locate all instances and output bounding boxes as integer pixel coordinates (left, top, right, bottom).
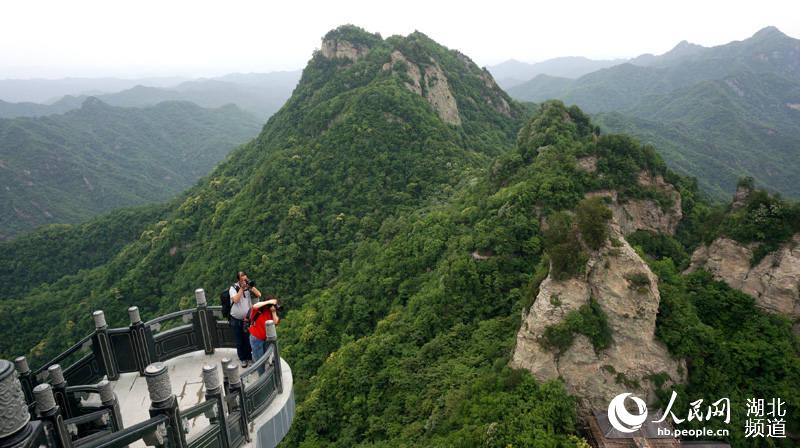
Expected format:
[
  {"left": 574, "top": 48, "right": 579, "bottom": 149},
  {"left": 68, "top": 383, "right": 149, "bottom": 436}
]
[{"left": 229, "top": 285, "right": 252, "bottom": 320}]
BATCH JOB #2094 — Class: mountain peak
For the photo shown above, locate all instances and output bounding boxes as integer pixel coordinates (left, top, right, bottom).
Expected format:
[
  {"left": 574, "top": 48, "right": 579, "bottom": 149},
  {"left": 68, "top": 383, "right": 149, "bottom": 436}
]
[
  {"left": 304, "top": 25, "right": 522, "bottom": 130},
  {"left": 752, "top": 26, "right": 787, "bottom": 40},
  {"left": 319, "top": 25, "right": 382, "bottom": 61},
  {"left": 80, "top": 96, "right": 110, "bottom": 110},
  {"left": 664, "top": 39, "right": 704, "bottom": 58}
]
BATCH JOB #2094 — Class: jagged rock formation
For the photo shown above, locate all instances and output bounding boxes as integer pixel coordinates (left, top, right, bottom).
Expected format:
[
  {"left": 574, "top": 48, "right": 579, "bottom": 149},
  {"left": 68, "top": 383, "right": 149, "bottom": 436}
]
[
  {"left": 511, "top": 223, "right": 684, "bottom": 409},
  {"left": 383, "top": 51, "right": 462, "bottom": 125},
  {"left": 731, "top": 182, "right": 754, "bottom": 209},
  {"left": 320, "top": 38, "right": 370, "bottom": 62},
  {"left": 512, "top": 169, "right": 686, "bottom": 409},
  {"left": 575, "top": 156, "right": 597, "bottom": 173},
  {"left": 477, "top": 69, "right": 512, "bottom": 117},
  {"left": 584, "top": 172, "right": 682, "bottom": 236},
  {"left": 687, "top": 235, "right": 800, "bottom": 326}
]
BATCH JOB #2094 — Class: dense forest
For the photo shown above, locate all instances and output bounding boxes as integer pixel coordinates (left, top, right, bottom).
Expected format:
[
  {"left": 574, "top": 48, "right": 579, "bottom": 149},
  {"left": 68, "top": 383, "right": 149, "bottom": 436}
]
[
  {"left": 0, "top": 98, "right": 260, "bottom": 239},
  {"left": 1, "top": 25, "right": 797, "bottom": 447},
  {"left": 506, "top": 26, "right": 800, "bottom": 200}
]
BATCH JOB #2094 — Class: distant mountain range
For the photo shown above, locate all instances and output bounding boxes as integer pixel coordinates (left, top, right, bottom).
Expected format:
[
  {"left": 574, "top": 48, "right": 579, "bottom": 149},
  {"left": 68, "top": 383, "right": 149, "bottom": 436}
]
[
  {"left": 0, "top": 98, "right": 261, "bottom": 239},
  {"left": 0, "top": 76, "right": 188, "bottom": 103},
  {"left": 504, "top": 26, "right": 800, "bottom": 199},
  {"left": 487, "top": 56, "right": 626, "bottom": 89},
  {"left": 0, "top": 70, "right": 302, "bottom": 120}
]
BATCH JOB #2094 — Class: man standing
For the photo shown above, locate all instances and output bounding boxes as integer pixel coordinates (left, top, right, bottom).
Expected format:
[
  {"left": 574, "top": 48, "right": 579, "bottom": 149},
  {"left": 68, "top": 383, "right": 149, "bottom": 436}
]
[{"left": 230, "top": 271, "right": 261, "bottom": 367}]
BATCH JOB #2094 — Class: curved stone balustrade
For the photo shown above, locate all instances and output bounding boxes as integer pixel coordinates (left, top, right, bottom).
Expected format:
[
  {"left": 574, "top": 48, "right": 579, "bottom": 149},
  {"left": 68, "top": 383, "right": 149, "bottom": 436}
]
[{"left": 1, "top": 288, "right": 294, "bottom": 448}]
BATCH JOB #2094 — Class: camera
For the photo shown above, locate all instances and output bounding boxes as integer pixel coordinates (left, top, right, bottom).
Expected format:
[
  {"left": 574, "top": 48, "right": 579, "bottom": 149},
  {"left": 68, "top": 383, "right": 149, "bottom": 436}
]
[{"left": 245, "top": 279, "right": 256, "bottom": 289}]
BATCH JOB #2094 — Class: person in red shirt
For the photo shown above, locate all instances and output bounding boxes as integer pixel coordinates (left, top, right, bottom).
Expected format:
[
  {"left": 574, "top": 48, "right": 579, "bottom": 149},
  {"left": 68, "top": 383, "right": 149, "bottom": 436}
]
[{"left": 248, "top": 295, "right": 280, "bottom": 372}]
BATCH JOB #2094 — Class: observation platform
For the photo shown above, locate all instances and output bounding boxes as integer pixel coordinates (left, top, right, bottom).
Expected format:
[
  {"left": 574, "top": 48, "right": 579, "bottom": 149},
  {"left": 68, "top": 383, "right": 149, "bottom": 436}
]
[
  {"left": 114, "top": 348, "right": 295, "bottom": 448},
  {"left": 1, "top": 288, "right": 294, "bottom": 448}
]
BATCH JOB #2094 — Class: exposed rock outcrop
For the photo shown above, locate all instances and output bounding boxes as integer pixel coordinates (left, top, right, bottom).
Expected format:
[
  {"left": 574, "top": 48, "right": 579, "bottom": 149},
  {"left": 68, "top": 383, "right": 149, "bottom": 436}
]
[
  {"left": 320, "top": 38, "right": 370, "bottom": 62},
  {"left": 687, "top": 235, "right": 800, "bottom": 324},
  {"left": 584, "top": 172, "right": 682, "bottom": 236},
  {"left": 383, "top": 51, "right": 462, "bottom": 125},
  {"left": 511, "top": 224, "right": 684, "bottom": 409},
  {"left": 478, "top": 70, "right": 512, "bottom": 117},
  {"left": 575, "top": 156, "right": 597, "bottom": 173},
  {"left": 732, "top": 183, "right": 753, "bottom": 209}
]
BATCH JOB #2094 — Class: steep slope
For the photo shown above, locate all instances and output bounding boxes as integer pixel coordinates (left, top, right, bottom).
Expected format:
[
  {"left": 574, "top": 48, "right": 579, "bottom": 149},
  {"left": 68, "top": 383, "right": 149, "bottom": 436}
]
[
  {"left": 282, "top": 102, "right": 798, "bottom": 446},
  {"left": 0, "top": 25, "right": 526, "bottom": 361},
  {"left": 596, "top": 71, "right": 800, "bottom": 199},
  {"left": 281, "top": 100, "right": 694, "bottom": 446},
  {"left": 3, "top": 28, "right": 798, "bottom": 447},
  {"left": 685, "top": 181, "right": 800, "bottom": 329},
  {"left": 0, "top": 203, "right": 169, "bottom": 300},
  {"left": 0, "top": 98, "right": 261, "bottom": 239},
  {"left": 507, "top": 107, "right": 687, "bottom": 409}
]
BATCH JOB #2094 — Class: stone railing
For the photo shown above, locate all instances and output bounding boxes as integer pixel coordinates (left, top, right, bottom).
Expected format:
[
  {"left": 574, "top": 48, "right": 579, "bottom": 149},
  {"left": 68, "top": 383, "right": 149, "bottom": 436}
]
[{"left": 1, "top": 289, "right": 291, "bottom": 448}]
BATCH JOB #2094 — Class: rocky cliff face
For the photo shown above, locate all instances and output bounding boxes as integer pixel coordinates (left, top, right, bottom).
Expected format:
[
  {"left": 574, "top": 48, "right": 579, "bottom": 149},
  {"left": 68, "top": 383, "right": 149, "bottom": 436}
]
[
  {"left": 584, "top": 171, "right": 682, "bottom": 236},
  {"left": 511, "top": 224, "right": 684, "bottom": 409},
  {"left": 320, "top": 37, "right": 371, "bottom": 62},
  {"left": 512, "top": 172, "right": 685, "bottom": 409},
  {"left": 383, "top": 50, "right": 462, "bottom": 125},
  {"left": 687, "top": 235, "right": 800, "bottom": 328}
]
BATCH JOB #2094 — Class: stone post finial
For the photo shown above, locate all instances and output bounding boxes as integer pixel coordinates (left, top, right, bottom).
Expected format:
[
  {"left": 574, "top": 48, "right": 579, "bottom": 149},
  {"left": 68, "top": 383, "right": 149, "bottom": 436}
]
[
  {"left": 14, "top": 356, "right": 29, "bottom": 374},
  {"left": 144, "top": 363, "right": 171, "bottom": 404},
  {"left": 97, "top": 379, "right": 115, "bottom": 403},
  {"left": 0, "top": 360, "right": 30, "bottom": 438},
  {"left": 220, "top": 358, "right": 231, "bottom": 379},
  {"left": 128, "top": 306, "right": 142, "bottom": 325},
  {"left": 265, "top": 320, "right": 277, "bottom": 341},
  {"left": 224, "top": 363, "right": 240, "bottom": 386},
  {"left": 195, "top": 288, "right": 207, "bottom": 307},
  {"left": 47, "top": 364, "right": 65, "bottom": 385},
  {"left": 33, "top": 383, "right": 56, "bottom": 414},
  {"left": 202, "top": 364, "right": 220, "bottom": 391},
  {"left": 93, "top": 310, "right": 107, "bottom": 329}
]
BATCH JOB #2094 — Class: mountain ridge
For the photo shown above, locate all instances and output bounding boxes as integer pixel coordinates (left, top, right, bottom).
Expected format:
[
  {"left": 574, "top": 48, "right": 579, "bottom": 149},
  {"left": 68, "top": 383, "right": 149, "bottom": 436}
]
[
  {"left": 1, "top": 26, "right": 798, "bottom": 448},
  {"left": 0, "top": 97, "right": 261, "bottom": 239},
  {"left": 507, "top": 26, "right": 800, "bottom": 199}
]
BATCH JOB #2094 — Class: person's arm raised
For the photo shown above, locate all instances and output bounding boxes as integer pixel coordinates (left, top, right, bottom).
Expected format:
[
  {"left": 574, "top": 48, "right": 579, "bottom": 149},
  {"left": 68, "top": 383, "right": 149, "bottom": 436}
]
[
  {"left": 230, "top": 284, "right": 244, "bottom": 303},
  {"left": 253, "top": 298, "right": 277, "bottom": 308}
]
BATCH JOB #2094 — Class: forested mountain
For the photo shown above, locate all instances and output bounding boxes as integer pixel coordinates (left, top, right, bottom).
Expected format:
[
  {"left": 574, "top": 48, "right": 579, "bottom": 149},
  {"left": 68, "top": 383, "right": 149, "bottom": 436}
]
[
  {"left": 0, "top": 24, "right": 527, "bottom": 358},
  {"left": 0, "top": 71, "right": 301, "bottom": 119},
  {"left": 596, "top": 71, "right": 800, "bottom": 198},
  {"left": 508, "top": 27, "right": 800, "bottom": 110},
  {"left": 0, "top": 98, "right": 261, "bottom": 239},
  {"left": 487, "top": 56, "right": 625, "bottom": 89},
  {"left": 0, "top": 96, "right": 84, "bottom": 118},
  {"left": 1, "top": 26, "right": 797, "bottom": 447},
  {"left": 506, "top": 27, "right": 800, "bottom": 200}
]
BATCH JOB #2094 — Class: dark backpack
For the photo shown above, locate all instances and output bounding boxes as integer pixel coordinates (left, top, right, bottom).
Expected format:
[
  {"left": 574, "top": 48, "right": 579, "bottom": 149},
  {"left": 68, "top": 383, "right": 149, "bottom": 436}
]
[{"left": 220, "top": 286, "right": 234, "bottom": 318}]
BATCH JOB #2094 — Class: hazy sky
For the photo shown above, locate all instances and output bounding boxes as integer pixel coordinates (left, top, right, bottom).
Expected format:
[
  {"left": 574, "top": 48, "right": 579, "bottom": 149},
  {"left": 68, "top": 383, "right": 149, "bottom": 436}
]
[{"left": 2, "top": 0, "right": 799, "bottom": 79}]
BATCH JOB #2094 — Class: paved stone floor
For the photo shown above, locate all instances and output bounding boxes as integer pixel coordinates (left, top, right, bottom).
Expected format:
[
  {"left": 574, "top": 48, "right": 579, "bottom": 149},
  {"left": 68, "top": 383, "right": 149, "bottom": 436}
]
[{"left": 112, "top": 348, "right": 294, "bottom": 448}]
